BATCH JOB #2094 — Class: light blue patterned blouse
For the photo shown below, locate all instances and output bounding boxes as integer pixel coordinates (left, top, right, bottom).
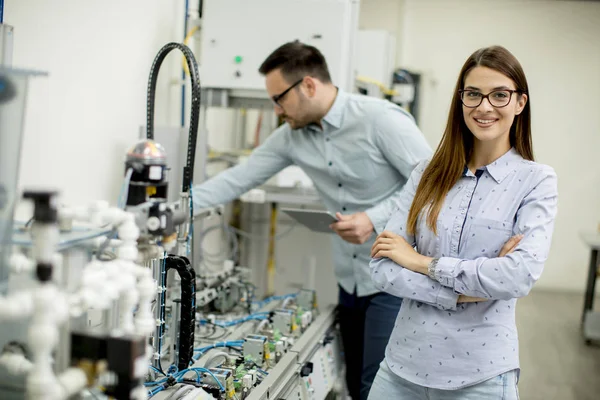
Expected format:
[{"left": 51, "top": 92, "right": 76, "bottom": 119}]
[{"left": 370, "top": 147, "right": 558, "bottom": 389}]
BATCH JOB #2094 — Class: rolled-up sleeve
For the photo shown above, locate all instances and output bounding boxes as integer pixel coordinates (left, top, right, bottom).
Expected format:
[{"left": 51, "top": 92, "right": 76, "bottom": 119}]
[
  {"left": 370, "top": 160, "right": 460, "bottom": 310},
  {"left": 432, "top": 166, "right": 558, "bottom": 300}
]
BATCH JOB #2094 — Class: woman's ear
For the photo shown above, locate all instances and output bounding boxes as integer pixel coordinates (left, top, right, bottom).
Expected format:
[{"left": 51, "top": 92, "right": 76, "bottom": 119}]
[{"left": 515, "top": 93, "right": 528, "bottom": 116}]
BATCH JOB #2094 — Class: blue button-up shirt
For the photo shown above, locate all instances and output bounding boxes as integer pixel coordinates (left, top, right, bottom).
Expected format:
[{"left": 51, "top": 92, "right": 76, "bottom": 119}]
[
  {"left": 370, "top": 148, "right": 558, "bottom": 389},
  {"left": 192, "top": 89, "right": 432, "bottom": 296}
]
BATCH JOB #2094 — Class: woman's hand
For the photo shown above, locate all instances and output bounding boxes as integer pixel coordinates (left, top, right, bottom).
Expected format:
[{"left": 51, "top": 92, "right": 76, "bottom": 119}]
[{"left": 371, "top": 231, "right": 432, "bottom": 274}]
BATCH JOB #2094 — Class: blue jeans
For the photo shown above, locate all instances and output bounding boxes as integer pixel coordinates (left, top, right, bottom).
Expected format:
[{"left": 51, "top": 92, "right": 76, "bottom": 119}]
[
  {"left": 368, "top": 359, "right": 520, "bottom": 400},
  {"left": 338, "top": 286, "right": 403, "bottom": 400}
]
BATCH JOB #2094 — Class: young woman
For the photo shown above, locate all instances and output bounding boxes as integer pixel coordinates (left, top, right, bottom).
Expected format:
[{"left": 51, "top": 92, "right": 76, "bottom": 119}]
[{"left": 367, "top": 45, "right": 558, "bottom": 399}]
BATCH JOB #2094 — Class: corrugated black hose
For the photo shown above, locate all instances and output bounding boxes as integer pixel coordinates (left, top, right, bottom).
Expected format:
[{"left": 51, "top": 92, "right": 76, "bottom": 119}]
[
  {"left": 165, "top": 255, "right": 196, "bottom": 371},
  {"left": 145, "top": 42, "right": 201, "bottom": 193}
]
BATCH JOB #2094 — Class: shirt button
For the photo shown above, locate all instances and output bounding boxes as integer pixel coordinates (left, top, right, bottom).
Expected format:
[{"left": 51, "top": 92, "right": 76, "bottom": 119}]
[
  {"left": 338, "top": 183, "right": 342, "bottom": 188},
  {"left": 353, "top": 254, "right": 357, "bottom": 259},
  {"left": 326, "top": 138, "right": 330, "bottom": 142},
  {"left": 328, "top": 162, "right": 333, "bottom": 166},
  {"left": 342, "top": 207, "right": 347, "bottom": 211}
]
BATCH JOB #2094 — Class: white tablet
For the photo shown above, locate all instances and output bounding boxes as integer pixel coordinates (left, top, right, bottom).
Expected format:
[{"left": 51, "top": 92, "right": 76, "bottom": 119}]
[{"left": 281, "top": 208, "right": 338, "bottom": 233}]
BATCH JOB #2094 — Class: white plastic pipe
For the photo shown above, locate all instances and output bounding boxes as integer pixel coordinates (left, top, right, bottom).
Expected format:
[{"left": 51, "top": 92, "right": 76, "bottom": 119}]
[
  {"left": 26, "top": 285, "right": 69, "bottom": 400},
  {"left": 134, "top": 270, "right": 157, "bottom": 336}
]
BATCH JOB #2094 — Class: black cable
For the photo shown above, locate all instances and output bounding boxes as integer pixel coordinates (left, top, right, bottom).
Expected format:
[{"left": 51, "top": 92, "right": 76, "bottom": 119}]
[
  {"left": 165, "top": 255, "right": 197, "bottom": 371},
  {"left": 156, "top": 256, "right": 167, "bottom": 374},
  {"left": 145, "top": 42, "right": 201, "bottom": 193},
  {"left": 24, "top": 216, "right": 34, "bottom": 228},
  {"left": 195, "top": 323, "right": 217, "bottom": 339}
]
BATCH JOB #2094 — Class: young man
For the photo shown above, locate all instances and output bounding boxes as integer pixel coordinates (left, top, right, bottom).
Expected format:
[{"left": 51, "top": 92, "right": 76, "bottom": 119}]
[{"left": 192, "top": 41, "right": 432, "bottom": 400}]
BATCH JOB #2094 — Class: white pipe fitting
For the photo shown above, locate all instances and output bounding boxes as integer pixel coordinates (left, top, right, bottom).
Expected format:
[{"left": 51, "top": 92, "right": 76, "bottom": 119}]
[
  {"left": 0, "top": 291, "right": 34, "bottom": 320},
  {"left": 56, "top": 367, "right": 88, "bottom": 399},
  {"left": 0, "top": 351, "right": 33, "bottom": 375},
  {"left": 9, "top": 253, "right": 35, "bottom": 275}
]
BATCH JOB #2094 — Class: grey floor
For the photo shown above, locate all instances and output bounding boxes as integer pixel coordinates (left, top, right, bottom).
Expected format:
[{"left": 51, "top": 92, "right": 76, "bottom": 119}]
[{"left": 516, "top": 290, "right": 600, "bottom": 400}]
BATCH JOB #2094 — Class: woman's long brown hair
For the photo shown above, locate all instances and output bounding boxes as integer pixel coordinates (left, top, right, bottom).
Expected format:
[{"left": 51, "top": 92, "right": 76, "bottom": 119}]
[{"left": 407, "top": 46, "right": 533, "bottom": 235}]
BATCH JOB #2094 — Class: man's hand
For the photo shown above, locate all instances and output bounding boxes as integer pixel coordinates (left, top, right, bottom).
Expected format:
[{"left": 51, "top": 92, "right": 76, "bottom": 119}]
[
  {"left": 329, "top": 212, "right": 374, "bottom": 244},
  {"left": 457, "top": 233, "right": 524, "bottom": 303}
]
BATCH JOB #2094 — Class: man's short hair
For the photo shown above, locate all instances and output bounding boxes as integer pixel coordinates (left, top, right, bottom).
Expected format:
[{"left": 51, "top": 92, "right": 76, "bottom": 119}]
[{"left": 258, "top": 41, "right": 332, "bottom": 84}]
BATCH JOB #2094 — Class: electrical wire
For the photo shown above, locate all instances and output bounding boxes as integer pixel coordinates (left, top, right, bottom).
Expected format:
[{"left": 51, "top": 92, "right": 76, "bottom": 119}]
[
  {"left": 198, "top": 313, "right": 268, "bottom": 328},
  {"left": 150, "top": 365, "right": 166, "bottom": 376},
  {"left": 192, "top": 340, "right": 244, "bottom": 361},
  {"left": 182, "top": 26, "right": 200, "bottom": 76},
  {"left": 165, "top": 385, "right": 194, "bottom": 400},
  {"left": 86, "top": 389, "right": 101, "bottom": 400},
  {"left": 198, "top": 218, "right": 298, "bottom": 271},
  {"left": 96, "top": 227, "right": 118, "bottom": 261},
  {"left": 117, "top": 168, "right": 134, "bottom": 209},
  {"left": 252, "top": 293, "right": 296, "bottom": 310}
]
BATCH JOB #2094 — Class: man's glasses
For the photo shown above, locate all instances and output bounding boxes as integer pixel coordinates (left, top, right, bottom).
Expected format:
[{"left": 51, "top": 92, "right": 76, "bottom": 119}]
[
  {"left": 459, "top": 89, "right": 522, "bottom": 108},
  {"left": 272, "top": 78, "right": 304, "bottom": 107}
]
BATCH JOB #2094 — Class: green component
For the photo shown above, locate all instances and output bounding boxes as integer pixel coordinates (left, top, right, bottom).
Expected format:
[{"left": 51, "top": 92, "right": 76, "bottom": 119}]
[
  {"left": 269, "top": 342, "right": 276, "bottom": 352},
  {"left": 273, "top": 329, "right": 282, "bottom": 341},
  {"left": 236, "top": 365, "right": 247, "bottom": 379},
  {"left": 234, "top": 380, "right": 241, "bottom": 390},
  {"left": 234, "top": 55, "right": 243, "bottom": 64}
]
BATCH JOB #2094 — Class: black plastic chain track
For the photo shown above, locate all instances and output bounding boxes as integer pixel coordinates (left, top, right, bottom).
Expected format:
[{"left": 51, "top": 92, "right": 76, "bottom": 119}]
[
  {"left": 146, "top": 42, "right": 201, "bottom": 193},
  {"left": 165, "top": 255, "right": 196, "bottom": 371}
]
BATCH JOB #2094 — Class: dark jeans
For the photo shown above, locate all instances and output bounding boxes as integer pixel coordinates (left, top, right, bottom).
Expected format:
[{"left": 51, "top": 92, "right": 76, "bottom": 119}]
[{"left": 338, "top": 285, "right": 403, "bottom": 400}]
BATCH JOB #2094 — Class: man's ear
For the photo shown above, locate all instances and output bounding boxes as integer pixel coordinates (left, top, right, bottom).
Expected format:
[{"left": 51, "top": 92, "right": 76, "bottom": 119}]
[{"left": 303, "top": 76, "right": 317, "bottom": 97}]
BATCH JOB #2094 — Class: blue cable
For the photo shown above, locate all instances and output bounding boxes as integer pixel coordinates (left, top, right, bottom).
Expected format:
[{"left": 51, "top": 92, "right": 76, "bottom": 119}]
[
  {"left": 252, "top": 293, "right": 297, "bottom": 309},
  {"left": 0, "top": 0, "right": 4, "bottom": 24},
  {"left": 192, "top": 340, "right": 244, "bottom": 361},
  {"left": 149, "top": 366, "right": 165, "bottom": 376},
  {"left": 198, "top": 313, "right": 269, "bottom": 328},
  {"left": 186, "top": 368, "right": 225, "bottom": 391}
]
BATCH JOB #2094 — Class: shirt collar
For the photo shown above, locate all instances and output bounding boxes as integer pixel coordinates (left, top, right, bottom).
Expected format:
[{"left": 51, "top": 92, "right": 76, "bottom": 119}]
[
  {"left": 463, "top": 147, "right": 523, "bottom": 183},
  {"left": 321, "top": 88, "right": 347, "bottom": 129}
]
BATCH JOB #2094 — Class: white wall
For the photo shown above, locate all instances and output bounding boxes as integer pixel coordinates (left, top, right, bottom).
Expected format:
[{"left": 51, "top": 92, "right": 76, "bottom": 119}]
[
  {"left": 9, "top": 0, "right": 600, "bottom": 295},
  {"left": 360, "top": 0, "right": 600, "bottom": 293},
  {"left": 7, "top": 0, "right": 185, "bottom": 210}
]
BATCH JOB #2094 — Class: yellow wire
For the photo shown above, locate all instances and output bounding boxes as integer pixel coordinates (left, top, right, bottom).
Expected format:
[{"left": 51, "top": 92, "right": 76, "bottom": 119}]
[
  {"left": 355, "top": 75, "right": 398, "bottom": 96},
  {"left": 182, "top": 26, "right": 200, "bottom": 76}
]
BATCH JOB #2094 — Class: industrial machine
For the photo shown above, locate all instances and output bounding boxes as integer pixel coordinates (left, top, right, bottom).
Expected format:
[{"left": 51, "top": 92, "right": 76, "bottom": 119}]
[{"left": 0, "top": 34, "right": 344, "bottom": 399}]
